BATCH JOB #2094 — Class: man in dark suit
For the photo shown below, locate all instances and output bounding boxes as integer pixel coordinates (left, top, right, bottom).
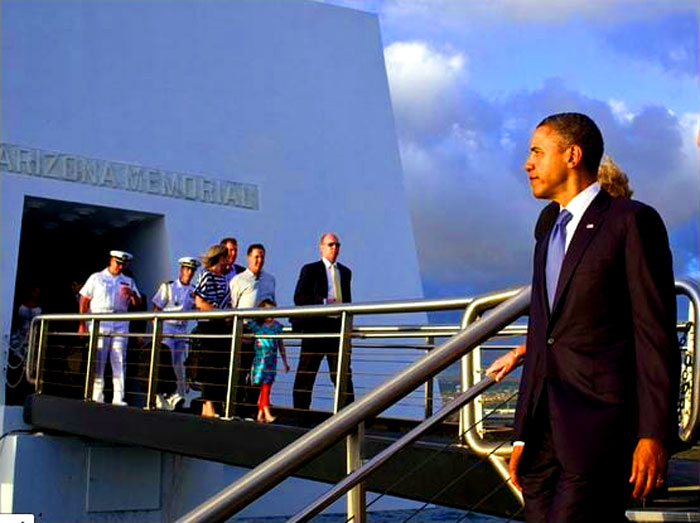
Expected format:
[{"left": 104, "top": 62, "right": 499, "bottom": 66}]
[
  {"left": 292, "top": 233, "right": 354, "bottom": 410},
  {"left": 220, "top": 237, "right": 246, "bottom": 284},
  {"left": 510, "top": 113, "right": 678, "bottom": 522}
]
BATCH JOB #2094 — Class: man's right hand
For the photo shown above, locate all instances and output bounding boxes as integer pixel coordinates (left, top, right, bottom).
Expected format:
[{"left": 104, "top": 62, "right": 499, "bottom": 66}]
[
  {"left": 78, "top": 323, "right": 87, "bottom": 334},
  {"left": 509, "top": 444, "right": 524, "bottom": 491},
  {"left": 486, "top": 344, "right": 525, "bottom": 382}
]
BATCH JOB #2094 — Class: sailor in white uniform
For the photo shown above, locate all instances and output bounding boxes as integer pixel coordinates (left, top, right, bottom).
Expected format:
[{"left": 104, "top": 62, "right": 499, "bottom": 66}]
[
  {"left": 152, "top": 256, "right": 202, "bottom": 409},
  {"left": 79, "top": 250, "right": 142, "bottom": 405}
]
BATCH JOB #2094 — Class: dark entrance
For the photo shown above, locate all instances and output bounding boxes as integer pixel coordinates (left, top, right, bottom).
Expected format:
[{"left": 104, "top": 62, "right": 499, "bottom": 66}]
[{"left": 7, "top": 196, "right": 166, "bottom": 405}]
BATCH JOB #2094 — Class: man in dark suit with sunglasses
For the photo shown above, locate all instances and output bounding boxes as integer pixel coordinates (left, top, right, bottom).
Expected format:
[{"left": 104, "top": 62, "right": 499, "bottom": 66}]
[{"left": 292, "top": 233, "right": 354, "bottom": 410}]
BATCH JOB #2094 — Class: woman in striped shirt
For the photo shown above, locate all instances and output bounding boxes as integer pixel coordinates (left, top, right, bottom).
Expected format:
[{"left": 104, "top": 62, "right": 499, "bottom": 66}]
[{"left": 192, "top": 244, "right": 231, "bottom": 417}]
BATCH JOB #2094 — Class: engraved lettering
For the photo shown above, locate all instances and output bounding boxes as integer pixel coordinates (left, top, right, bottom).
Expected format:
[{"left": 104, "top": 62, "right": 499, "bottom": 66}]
[
  {"left": 83, "top": 159, "right": 100, "bottom": 185},
  {"left": 0, "top": 145, "right": 15, "bottom": 172},
  {"left": 243, "top": 186, "right": 258, "bottom": 209},
  {"left": 44, "top": 153, "right": 60, "bottom": 177},
  {"left": 63, "top": 156, "right": 80, "bottom": 181},
  {"left": 126, "top": 166, "right": 143, "bottom": 191},
  {"left": 200, "top": 178, "right": 214, "bottom": 202},
  {"left": 162, "top": 171, "right": 181, "bottom": 197},
  {"left": 183, "top": 175, "right": 197, "bottom": 200},
  {"left": 1, "top": 143, "right": 259, "bottom": 210},
  {"left": 223, "top": 182, "right": 242, "bottom": 206},
  {"left": 100, "top": 163, "right": 117, "bottom": 188},
  {"left": 18, "top": 148, "right": 34, "bottom": 174},
  {"left": 147, "top": 169, "right": 162, "bottom": 194}
]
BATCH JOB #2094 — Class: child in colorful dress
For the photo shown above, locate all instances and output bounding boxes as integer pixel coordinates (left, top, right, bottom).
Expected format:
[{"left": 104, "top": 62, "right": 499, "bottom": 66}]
[{"left": 249, "top": 299, "right": 290, "bottom": 423}]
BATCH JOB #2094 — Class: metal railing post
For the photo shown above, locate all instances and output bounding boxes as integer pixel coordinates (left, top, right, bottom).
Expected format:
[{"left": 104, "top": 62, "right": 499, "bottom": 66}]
[
  {"left": 334, "top": 311, "right": 354, "bottom": 413},
  {"left": 84, "top": 319, "right": 99, "bottom": 401},
  {"left": 346, "top": 422, "right": 365, "bottom": 523},
  {"left": 145, "top": 317, "right": 163, "bottom": 410},
  {"left": 424, "top": 336, "right": 434, "bottom": 419},
  {"left": 34, "top": 319, "right": 49, "bottom": 394},
  {"left": 676, "top": 280, "right": 700, "bottom": 444},
  {"left": 225, "top": 316, "right": 244, "bottom": 419}
]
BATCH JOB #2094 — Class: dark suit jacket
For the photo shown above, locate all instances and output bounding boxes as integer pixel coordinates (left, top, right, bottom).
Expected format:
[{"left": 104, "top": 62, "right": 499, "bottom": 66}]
[
  {"left": 513, "top": 189, "right": 678, "bottom": 474},
  {"left": 292, "top": 260, "right": 352, "bottom": 333}
]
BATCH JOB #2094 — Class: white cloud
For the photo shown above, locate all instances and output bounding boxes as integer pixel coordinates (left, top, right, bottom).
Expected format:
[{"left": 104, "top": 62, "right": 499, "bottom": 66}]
[
  {"left": 378, "top": 0, "right": 697, "bottom": 24},
  {"left": 395, "top": 78, "right": 699, "bottom": 293},
  {"left": 609, "top": 99, "right": 635, "bottom": 123},
  {"left": 384, "top": 41, "right": 468, "bottom": 139}
]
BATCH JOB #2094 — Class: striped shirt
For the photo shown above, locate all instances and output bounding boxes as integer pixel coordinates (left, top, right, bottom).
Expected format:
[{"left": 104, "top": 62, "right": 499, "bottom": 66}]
[{"left": 194, "top": 270, "right": 231, "bottom": 310}]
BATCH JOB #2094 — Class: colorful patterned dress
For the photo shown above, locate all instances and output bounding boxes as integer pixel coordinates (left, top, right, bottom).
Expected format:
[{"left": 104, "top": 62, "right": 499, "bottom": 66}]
[{"left": 250, "top": 321, "right": 284, "bottom": 385}]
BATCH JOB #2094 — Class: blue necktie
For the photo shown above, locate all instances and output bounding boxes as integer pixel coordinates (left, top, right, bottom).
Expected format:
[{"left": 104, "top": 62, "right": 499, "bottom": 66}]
[{"left": 546, "top": 209, "right": 573, "bottom": 309}]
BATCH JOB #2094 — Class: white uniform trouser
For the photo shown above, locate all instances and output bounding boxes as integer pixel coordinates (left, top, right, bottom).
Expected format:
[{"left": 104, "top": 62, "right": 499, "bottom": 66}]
[
  {"left": 163, "top": 324, "right": 189, "bottom": 397},
  {"left": 91, "top": 320, "right": 128, "bottom": 404}
]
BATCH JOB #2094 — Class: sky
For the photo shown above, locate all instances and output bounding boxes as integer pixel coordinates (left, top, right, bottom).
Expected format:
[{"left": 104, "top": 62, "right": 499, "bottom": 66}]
[{"left": 318, "top": 0, "right": 699, "bottom": 299}]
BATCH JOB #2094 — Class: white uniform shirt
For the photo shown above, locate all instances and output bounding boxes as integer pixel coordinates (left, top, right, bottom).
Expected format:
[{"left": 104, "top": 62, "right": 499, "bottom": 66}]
[
  {"left": 152, "top": 278, "right": 196, "bottom": 331},
  {"left": 229, "top": 269, "right": 276, "bottom": 309},
  {"left": 80, "top": 268, "right": 140, "bottom": 313}
]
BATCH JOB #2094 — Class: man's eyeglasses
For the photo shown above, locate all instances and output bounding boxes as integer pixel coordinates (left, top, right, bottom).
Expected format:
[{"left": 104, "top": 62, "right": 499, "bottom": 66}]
[{"left": 325, "top": 242, "right": 341, "bottom": 247}]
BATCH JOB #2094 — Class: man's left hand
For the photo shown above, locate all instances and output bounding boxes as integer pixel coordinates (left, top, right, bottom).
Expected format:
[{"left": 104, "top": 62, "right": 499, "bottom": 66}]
[{"left": 629, "top": 437, "right": 667, "bottom": 499}]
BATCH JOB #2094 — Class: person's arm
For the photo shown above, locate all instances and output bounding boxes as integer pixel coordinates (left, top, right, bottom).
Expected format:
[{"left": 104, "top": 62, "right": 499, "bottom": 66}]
[
  {"left": 193, "top": 273, "right": 217, "bottom": 311},
  {"left": 279, "top": 339, "right": 290, "bottom": 372},
  {"left": 78, "top": 295, "right": 91, "bottom": 333},
  {"left": 343, "top": 266, "right": 352, "bottom": 303},
  {"left": 195, "top": 294, "right": 215, "bottom": 311},
  {"left": 229, "top": 277, "right": 240, "bottom": 309},
  {"left": 152, "top": 282, "right": 170, "bottom": 313},
  {"left": 625, "top": 204, "right": 677, "bottom": 499},
  {"left": 508, "top": 443, "right": 524, "bottom": 491},
  {"left": 294, "top": 265, "right": 322, "bottom": 306},
  {"left": 129, "top": 289, "right": 142, "bottom": 308},
  {"left": 486, "top": 344, "right": 526, "bottom": 382}
]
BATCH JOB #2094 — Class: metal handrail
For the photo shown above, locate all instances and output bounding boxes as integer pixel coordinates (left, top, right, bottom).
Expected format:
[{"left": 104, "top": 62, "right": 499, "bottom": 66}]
[
  {"left": 25, "top": 296, "right": 476, "bottom": 386},
  {"left": 458, "top": 280, "right": 700, "bottom": 454},
  {"left": 675, "top": 279, "right": 700, "bottom": 444},
  {"left": 175, "top": 286, "right": 531, "bottom": 523},
  {"left": 287, "top": 372, "right": 513, "bottom": 523}
]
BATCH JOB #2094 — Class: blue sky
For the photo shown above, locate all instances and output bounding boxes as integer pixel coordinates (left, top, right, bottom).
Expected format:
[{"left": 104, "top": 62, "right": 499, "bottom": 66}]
[{"left": 319, "top": 0, "right": 699, "bottom": 298}]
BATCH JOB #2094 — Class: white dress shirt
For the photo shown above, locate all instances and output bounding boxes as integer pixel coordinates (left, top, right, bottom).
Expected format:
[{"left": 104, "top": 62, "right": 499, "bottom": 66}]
[
  {"left": 229, "top": 268, "right": 276, "bottom": 309},
  {"left": 559, "top": 181, "right": 601, "bottom": 252},
  {"left": 321, "top": 257, "right": 341, "bottom": 303}
]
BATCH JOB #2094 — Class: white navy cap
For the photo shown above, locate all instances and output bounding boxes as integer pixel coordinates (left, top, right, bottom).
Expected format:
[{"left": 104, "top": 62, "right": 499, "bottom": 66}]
[
  {"left": 109, "top": 250, "right": 133, "bottom": 263},
  {"left": 178, "top": 256, "right": 200, "bottom": 269}
]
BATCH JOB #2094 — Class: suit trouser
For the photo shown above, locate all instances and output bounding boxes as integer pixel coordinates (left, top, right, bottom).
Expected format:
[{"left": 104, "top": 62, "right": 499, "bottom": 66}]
[
  {"left": 519, "top": 392, "right": 632, "bottom": 523},
  {"left": 293, "top": 337, "right": 354, "bottom": 410}
]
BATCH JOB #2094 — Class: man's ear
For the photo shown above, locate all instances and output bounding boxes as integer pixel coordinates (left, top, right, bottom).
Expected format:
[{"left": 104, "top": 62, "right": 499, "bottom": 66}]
[{"left": 567, "top": 144, "right": 583, "bottom": 168}]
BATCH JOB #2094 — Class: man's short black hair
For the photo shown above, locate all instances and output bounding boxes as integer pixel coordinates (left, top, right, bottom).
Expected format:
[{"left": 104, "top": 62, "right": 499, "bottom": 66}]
[
  {"left": 537, "top": 112, "right": 604, "bottom": 174},
  {"left": 247, "top": 243, "right": 265, "bottom": 255},
  {"left": 220, "top": 237, "right": 237, "bottom": 246}
]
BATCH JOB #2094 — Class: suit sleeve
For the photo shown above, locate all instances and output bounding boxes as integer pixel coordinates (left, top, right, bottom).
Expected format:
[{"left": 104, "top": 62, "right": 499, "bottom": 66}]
[
  {"left": 626, "top": 204, "right": 678, "bottom": 441},
  {"left": 294, "top": 265, "right": 320, "bottom": 306},
  {"left": 343, "top": 267, "right": 352, "bottom": 303}
]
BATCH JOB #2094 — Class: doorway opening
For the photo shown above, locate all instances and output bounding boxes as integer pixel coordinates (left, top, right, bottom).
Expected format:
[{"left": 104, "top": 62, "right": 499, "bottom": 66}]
[{"left": 7, "top": 196, "right": 167, "bottom": 405}]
